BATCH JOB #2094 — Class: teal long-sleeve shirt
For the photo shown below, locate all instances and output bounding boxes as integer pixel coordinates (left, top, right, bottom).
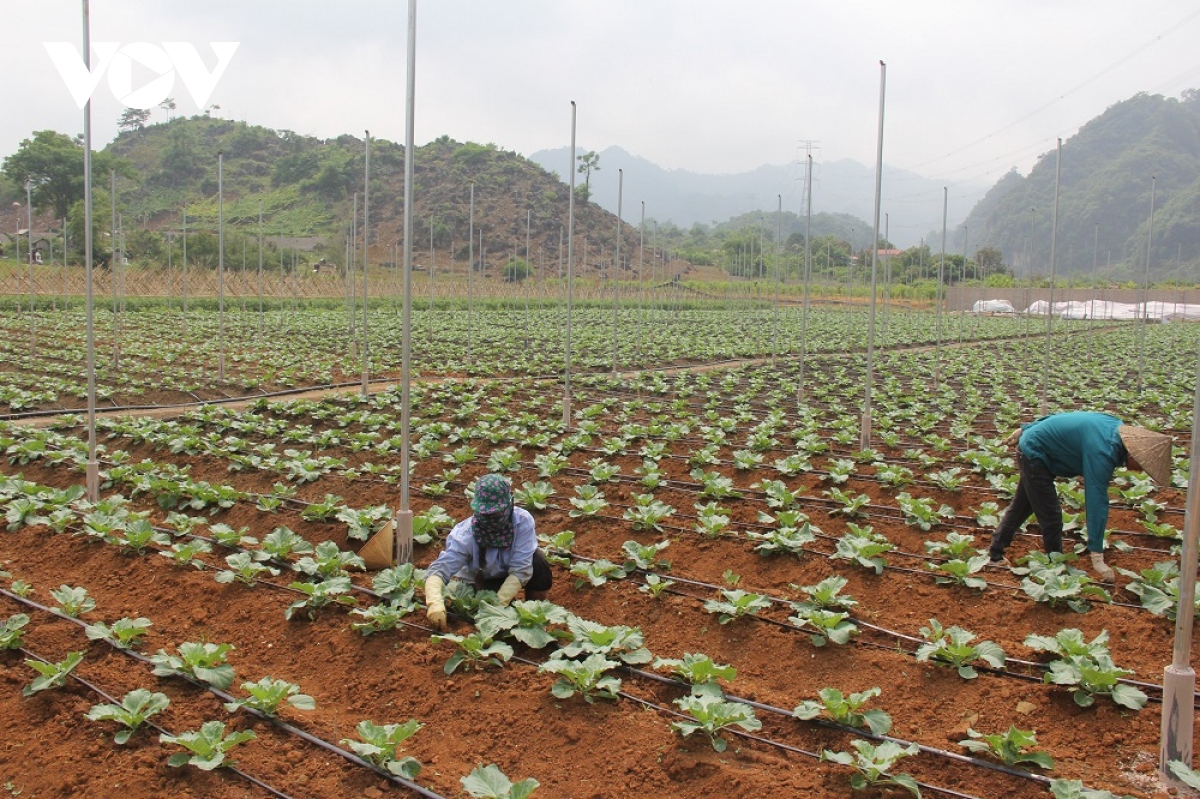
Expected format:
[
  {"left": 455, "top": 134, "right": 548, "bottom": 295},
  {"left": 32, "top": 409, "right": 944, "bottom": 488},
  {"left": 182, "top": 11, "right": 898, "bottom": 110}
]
[{"left": 1018, "top": 412, "right": 1126, "bottom": 551}]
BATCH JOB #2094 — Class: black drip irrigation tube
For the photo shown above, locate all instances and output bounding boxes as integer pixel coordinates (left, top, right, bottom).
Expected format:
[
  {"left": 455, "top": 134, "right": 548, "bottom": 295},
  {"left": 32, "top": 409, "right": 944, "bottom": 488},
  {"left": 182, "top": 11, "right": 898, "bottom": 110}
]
[{"left": 0, "top": 588, "right": 446, "bottom": 799}]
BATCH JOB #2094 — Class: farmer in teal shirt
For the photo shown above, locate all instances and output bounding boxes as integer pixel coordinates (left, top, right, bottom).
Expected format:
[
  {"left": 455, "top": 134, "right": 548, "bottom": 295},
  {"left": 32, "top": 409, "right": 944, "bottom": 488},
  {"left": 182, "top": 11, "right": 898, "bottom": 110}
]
[{"left": 987, "top": 411, "right": 1171, "bottom": 582}]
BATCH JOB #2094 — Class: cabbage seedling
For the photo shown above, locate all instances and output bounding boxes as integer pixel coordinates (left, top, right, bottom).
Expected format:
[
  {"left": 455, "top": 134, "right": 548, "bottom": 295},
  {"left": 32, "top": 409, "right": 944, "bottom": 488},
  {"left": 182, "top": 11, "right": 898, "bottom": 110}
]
[
  {"left": 461, "top": 764, "right": 540, "bottom": 799},
  {"left": 793, "top": 686, "right": 892, "bottom": 734},
  {"left": 670, "top": 691, "right": 761, "bottom": 752},
  {"left": 821, "top": 739, "right": 921, "bottom": 797},
  {"left": 150, "top": 642, "right": 236, "bottom": 689},
  {"left": 652, "top": 652, "right": 736, "bottom": 688},
  {"left": 704, "top": 589, "right": 771, "bottom": 625},
  {"left": 433, "top": 632, "right": 513, "bottom": 674},
  {"left": 341, "top": 719, "right": 423, "bottom": 778},
  {"left": 23, "top": 651, "right": 84, "bottom": 696},
  {"left": 915, "top": 619, "right": 1005, "bottom": 679},
  {"left": 223, "top": 677, "right": 315, "bottom": 716},
  {"left": 84, "top": 617, "right": 152, "bottom": 650},
  {"left": 538, "top": 653, "right": 621, "bottom": 703},
  {"left": 959, "top": 726, "right": 1054, "bottom": 769},
  {"left": 86, "top": 689, "right": 170, "bottom": 744},
  {"left": 0, "top": 613, "right": 30, "bottom": 649},
  {"left": 160, "top": 720, "right": 256, "bottom": 771}
]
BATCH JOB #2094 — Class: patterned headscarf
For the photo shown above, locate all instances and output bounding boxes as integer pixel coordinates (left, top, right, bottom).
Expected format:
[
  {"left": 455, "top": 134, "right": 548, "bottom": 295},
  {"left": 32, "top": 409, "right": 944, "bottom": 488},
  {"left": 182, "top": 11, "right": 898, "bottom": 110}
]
[{"left": 471, "top": 474, "right": 515, "bottom": 549}]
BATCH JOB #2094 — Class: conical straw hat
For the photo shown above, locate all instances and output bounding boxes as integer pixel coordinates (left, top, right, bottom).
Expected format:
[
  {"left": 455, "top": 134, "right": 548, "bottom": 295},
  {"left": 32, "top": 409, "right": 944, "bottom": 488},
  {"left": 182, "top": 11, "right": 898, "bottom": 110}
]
[
  {"left": 1117, "top": 426, "right": 1172, "bottom": 486},
  {"left": 358, "top": 519, "right": 395, "bottom": 570}
]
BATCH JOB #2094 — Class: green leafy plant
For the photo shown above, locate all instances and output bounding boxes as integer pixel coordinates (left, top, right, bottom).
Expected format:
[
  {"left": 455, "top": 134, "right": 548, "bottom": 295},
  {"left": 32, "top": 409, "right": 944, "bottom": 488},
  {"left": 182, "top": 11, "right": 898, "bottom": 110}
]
[
  {"left": 927, "top": 554, "right": 991, "bottom": 591},
  {"left": 1048, "top": 778, "right": 1136, "bottom": 798},
  {"left": 341, "top": 719, "right": 423, "bottom": 778},
  {"left": 671, "top": 690, "right": 761, "bottom": 752},
  {"left": 433, "top": 631, "right": 513, "bottom": 674},
  {"left": 538, "top": 653, "right": 622, "bottom": 703},
  {"left": 161, "top": 539, "right": 212, "bottom": 569},
  {"left": 895, "top": 492, "right": 954, "bottom": 531},
  {"left": 461, "top": 764, "right": 540, "bottom": 799},
  {"left": 568, "top": 484, "right": 609, "bottom": 518},
  {"left": 570, "top": 559, "right": 628, "bottom": 588},
  {"left": 0, "top": 613, "right": 30, "bottom": 649},
  {"left": 224, "top": 677, "right": 315, "bottom": 717},
  {"left": 84, "top": 617, "right": 152, "bottom": 650},
  {"left": 554, "top": 616, "right": 652, "bottom": 665},
  {"left": 475, "top": 599, "right": 570, "bottom": 649},
  {"left": 23, "top": 651, "right": 84, "bottom": 696},
  {"left": 86, "top": 689, "right": 171, "bottom": 744},
  {"left": 622, "top": 494, "right": 676, "bottom": 532},
  {"left": 915, "top": 619, "right": 1005, "bottom": 679},
  {"left": 260, "top": 526, "right": 314, "bottom": 558},
  {"left": 1016, "top": 555, "right": 1111, "bottom": 613},
  {"left": 703, "top": 589, "right": 772, "bottom": 624},
  {"left": 789, "top": 606, "right": 858, "bottom": 647},
  {"left": 285, "top": 576, "right": 356, "bottom": 620},
  {"left": 160, "top": 720, "right": 256, "bottom": 771},
  {"left": 832, "top": 524, "right": 894, "bottom": 574},
  {"left": 214, "top": 551, "right": 280, "bottom": 585},
  {"left": 150, "top": 641, "right": 236, "bottom": 689},
  {"left": 959, "top": 726, "right": 1054, "bottom": 769},
  {"left": 821, "top": 739, "right": 922, "bottom": 797},
  {"left": 50, "top": 584, "right": 95, "bottom": 617},
  {"left": 652, "top": 652, "right": 736, "bottom": 688},
  {"left": 793, "top": 686, "right": 892, "bottom": 734},
  {"left": 514, "top": 480, "right": 555, "bottom": 510},
  {"left": 621, "top": 539, "right": 671, "bottom": 572},
  {"left": 639, "top": 573, "right": 675, "bottom": 598}
]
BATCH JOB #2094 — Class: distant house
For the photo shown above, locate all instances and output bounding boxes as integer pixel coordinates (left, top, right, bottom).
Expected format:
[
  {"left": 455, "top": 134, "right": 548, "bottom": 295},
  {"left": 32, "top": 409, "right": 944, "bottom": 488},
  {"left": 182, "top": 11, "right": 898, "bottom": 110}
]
[
  {"left": 876, "top": 249, "right": 903, "bottom": 258},
  {"left": 312, "top": 258, "right": 338, "bottom": 275}
]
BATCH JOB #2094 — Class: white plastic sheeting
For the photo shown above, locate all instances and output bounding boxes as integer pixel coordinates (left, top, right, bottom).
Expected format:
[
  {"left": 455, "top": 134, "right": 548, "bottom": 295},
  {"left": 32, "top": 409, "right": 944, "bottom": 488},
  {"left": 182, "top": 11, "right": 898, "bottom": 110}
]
[
  {"left": 1013, "top": 299, "right": 1200, "bottom": 320},
  {"left": 971, "top": 299, "right": 1016, "bottom": 314}
]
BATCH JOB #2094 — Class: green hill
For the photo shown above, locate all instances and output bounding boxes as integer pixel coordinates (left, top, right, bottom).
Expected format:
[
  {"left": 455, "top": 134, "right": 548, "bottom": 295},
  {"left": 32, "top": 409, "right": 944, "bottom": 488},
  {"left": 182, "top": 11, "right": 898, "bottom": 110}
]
[{"left": 963, "top": 90, "right": 1200, "bottom": 280}]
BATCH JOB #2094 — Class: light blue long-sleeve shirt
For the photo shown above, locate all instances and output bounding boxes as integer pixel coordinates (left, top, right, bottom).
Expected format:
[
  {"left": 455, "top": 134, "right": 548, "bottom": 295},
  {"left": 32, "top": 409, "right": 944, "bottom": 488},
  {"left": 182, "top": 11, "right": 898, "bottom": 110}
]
[
  {"left": 1019, "top": 411, "right": 1126, "bottom": 551},
  {"left": 426, "top": 507, "right": 537, "bottom": 586}
]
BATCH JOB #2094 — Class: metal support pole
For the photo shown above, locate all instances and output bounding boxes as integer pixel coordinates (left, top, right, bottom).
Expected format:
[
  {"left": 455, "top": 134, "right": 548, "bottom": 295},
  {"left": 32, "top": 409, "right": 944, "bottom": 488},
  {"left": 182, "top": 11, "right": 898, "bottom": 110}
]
[
  {"left": 395, "top": 0, "right": 418, "bottom": 566},
  {"left": 861, "top": 60, "right": 886, "bottom": 451},
  {"left": 612, "top": 168, "right": 622, "bottom": 372},
  {"left": 563, "top": 101, "right": 576, "bottom": 429},
  {"left": 1161, "top": 348, "right": 1200, "bottom": 779},
  {"left": 218, "top": 151, "right": 226, "bottom": 381},
  {"left": 362, "top": 130, "right": 370, "bottom": 396},
  {"left": 82, "top": 0, "right": 99, "bottom": 501},
  {"left": 1042, "top": 139, "right": 1062, "bottom": 416},
  {"left": 1139, "top": 176, "right": 1156, "bottom": 395}
]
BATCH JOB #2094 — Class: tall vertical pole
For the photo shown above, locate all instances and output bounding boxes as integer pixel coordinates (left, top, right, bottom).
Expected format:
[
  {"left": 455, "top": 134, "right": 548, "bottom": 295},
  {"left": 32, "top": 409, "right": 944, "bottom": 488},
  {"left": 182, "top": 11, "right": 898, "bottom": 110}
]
[
  {"left": 395, "top": 0, "right": 418, "bottom": 566},
  {"left": 217, "top": 151, "right": 226, "bottom": 381},
  {"left": 349, "top": 192, "right": 357, "bottom": 338},
  {"left": 861, "top": 60, "right": 886, "bottom": 450},
  {"left": 110, "top": 168, "right": 119, "bottom": 366},
  {"left": 935, "top": 188, "right": 947, "bottom": 392},
  {"left": 612, "top": 168, "right": 622, "bottom": 372},
  {"left": 799, "top": 154, "right": 813, "bottom": 404},
  {"left": 468, "top": 182, "right": 474, "bottom": 364},
  {"left": 25, "top": 179, "right": 35, "bottom": 355},
  {"left": 772, "top": 194, "right": 781, "bottom": 366},
  {"left": 563, "top": 101, "right": 577, "bottom": 429},
  {"left": 1138, "top": 176, "right": 1156, "bottom": 395},
  {"left": 181, "top": 211, "right": 188, "bottom": 334},
  {"left": 429, "top": 215, "right": 435, "bottom": 343},
  {"left": 524, "top": 208, "right": 531, "bottom": 344},
  {"left": 362, "top": 131, "right": 371, "bottom": 396},
  {"left": 637, "top": 201, "right": 645, "bottom": 363},
  {"left": 257, "top": 201, "right": 264, "bottom": 339},
  {"left": 1161, "top": 348, "right": 1200, "bottom": 779},
  {"left": 1041, "top": 139, "right": 1062, "bottom": 416},
  {"left": 82, "top": 0, "right": 99, "bottom": 501}
]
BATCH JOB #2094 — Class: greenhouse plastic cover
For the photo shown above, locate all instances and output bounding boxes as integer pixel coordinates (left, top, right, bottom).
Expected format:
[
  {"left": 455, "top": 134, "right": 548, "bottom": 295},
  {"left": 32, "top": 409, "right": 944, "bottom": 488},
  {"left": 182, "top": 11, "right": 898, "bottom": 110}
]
[
  {"left": 1017, "top": 300, "right": 1200, "bottom": 320},
  {"left": 971, "top": 299, "right": 1017, "bottom": 313}
]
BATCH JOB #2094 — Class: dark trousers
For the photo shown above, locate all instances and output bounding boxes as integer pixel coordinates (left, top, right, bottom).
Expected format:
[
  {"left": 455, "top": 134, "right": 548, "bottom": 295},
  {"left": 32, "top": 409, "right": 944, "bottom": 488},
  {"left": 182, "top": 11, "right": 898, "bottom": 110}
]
[
  {"left": 475, "top": 549, "right": 554, "bottom": 596},
  {"left": 989, "top": 453, "right": 1064, "bottom": 558}
]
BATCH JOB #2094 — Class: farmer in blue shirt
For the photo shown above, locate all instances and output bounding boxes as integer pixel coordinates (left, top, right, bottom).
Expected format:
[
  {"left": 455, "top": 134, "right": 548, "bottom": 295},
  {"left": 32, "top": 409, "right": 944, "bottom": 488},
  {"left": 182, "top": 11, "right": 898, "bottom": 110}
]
[
  {"left": 424, "top": 474, "right": 553, "bottom": 631},
  {"left": 987, "top": 411, "right": 1172, "bottom": 582}
]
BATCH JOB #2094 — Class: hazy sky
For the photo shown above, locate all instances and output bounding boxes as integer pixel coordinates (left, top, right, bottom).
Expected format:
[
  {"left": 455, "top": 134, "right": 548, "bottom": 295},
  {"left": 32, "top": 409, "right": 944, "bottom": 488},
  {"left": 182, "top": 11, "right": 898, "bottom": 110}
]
[{"left": 4, "top": 0, "right": 1200, "bottom": 218}]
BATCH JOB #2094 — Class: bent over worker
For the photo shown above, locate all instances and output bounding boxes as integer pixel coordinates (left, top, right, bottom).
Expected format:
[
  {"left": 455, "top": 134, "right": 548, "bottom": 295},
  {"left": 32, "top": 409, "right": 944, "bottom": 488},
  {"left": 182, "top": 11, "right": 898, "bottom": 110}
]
[
  {"left": 987, "top": 411, "right": 1172, "bottom": 582},
  {"left": 424, "top": 474, "right": 553, "bottom": 631}
]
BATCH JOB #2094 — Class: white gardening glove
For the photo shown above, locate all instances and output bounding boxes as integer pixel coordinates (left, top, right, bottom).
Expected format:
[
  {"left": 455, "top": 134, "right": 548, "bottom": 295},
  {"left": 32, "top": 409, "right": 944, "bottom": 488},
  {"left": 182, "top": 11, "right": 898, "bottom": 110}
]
[
  {"left": 495, "top": 574, "right": 523, "bottom": 606},
  {"left": 1089, "top": 552, "right": 1115, "bottom": 584},
  {"left": 424, "top": 574, "right": 447, "bottom": 630}
]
